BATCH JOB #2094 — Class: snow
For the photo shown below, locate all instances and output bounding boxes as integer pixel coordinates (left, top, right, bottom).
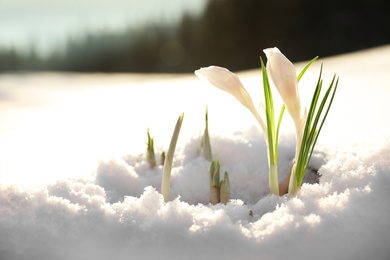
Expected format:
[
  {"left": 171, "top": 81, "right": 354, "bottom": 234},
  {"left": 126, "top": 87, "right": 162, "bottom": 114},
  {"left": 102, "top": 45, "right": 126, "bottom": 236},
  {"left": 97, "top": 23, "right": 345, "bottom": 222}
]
[{"left": 1, "top": 45, "right": 390, "bottom": 259}]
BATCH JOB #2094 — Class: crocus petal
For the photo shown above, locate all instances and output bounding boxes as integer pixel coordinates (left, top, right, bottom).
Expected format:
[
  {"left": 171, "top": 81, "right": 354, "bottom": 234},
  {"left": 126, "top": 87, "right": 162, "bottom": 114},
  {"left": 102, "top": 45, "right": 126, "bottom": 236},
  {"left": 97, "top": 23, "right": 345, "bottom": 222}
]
[
  {"left": 264, "top": 48, "right": 301, "bottom": 124},
  {"left": 195, "top": 66, "right": 267, "bottom": 134}
]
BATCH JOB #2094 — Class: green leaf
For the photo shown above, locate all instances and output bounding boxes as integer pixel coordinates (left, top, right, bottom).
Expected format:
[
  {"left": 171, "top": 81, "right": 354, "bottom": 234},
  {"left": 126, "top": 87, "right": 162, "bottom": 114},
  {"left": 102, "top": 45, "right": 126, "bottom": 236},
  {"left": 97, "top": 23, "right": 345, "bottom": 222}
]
[
  {"left": 306, "top": 76, "right": 335, "bottom": 157},
  {"left": 261, "top": 57, "right": 279, "bottom": 196},
  {"left": 294, "top": 65, "right": 339, "bottom": 188},
  {"left": 161, "top": 113, "right": 184, "bottom": 202},
  {"left": 303, "top": 77, "right": 339, "bottom": 178},
  {"left": 297, "top": 64, "right": 324, "bottom": 175},
  {"left": 297, "top": 56, "right": 319, "bottom": 82},
  {"left": 260, "top": 57, "right": 276, "bottom": 164},
  {"left": 275, "top": 105, "right": 285, "bottom": 162}
]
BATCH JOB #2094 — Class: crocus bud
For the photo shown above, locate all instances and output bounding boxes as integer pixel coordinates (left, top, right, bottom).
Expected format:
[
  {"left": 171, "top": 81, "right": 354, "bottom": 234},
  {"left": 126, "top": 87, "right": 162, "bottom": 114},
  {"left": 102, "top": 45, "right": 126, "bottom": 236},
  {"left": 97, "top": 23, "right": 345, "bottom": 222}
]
[
  {"left": 195, "top": 66, "right": 267, "bottom": 138},
  {"left": 264, "top": 48, "right": 301, "bottom": 125}
]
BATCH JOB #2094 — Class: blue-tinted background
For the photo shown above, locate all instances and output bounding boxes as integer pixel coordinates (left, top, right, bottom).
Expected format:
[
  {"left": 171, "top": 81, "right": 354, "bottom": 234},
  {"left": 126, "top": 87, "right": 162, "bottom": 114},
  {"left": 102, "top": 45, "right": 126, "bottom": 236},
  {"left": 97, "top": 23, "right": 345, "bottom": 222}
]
[{"left": 1, "top": 0, "right": 389, "bottom": 72}]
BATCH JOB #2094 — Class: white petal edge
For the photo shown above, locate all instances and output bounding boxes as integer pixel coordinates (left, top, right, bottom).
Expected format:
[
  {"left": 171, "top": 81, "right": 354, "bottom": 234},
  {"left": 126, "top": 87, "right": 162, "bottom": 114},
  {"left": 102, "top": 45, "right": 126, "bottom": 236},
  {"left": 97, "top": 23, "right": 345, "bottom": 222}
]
[{"left": 195, "top": 66, "right": 267, "bottom": 135}]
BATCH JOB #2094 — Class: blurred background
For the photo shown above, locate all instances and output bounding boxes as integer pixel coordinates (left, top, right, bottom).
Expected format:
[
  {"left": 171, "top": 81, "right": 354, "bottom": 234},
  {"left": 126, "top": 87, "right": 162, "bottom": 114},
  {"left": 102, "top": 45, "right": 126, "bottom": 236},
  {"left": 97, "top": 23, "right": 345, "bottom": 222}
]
[{"left": 1, "top": 0, "right": 389, "bottom": 73}]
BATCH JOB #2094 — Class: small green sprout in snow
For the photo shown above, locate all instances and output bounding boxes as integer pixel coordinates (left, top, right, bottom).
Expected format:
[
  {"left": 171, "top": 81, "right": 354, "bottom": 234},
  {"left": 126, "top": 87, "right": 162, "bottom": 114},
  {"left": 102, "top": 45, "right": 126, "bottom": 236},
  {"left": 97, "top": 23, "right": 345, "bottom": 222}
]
[
  {"left": 220, "top": 171, "right": 230, "bottom": 205},
  {"left": 209, "top": 159, "right": 221, "bottom": 205},
  {"left": 209, "top": 159, "right": 230, "bottom": 205},
  {"left": 160, "top": 151, "right": 166, "bottom": 166},
  {"left": 202, "top": 105, "right": 213, "bottom": 161},
  {"left": 161, "top": 113, "right": 184, "bottom": 203},
  {"left": 146, "top": 128, "right": 156, "bottom": 168}
]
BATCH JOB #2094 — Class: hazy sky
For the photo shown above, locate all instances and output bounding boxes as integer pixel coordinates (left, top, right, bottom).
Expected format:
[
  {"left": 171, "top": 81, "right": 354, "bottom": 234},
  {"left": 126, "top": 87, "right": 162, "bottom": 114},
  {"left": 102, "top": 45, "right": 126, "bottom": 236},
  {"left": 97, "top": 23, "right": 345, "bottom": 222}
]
[{"left": 0, "top": 0, "right": 208, "bottom": 56}]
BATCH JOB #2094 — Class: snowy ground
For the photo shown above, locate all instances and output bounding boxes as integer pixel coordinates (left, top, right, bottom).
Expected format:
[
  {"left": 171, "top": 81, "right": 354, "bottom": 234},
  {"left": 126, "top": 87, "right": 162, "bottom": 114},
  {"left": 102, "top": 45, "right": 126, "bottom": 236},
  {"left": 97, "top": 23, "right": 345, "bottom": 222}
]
[{"left": 1, "top": 46, "right": 390, "bottom": 259}]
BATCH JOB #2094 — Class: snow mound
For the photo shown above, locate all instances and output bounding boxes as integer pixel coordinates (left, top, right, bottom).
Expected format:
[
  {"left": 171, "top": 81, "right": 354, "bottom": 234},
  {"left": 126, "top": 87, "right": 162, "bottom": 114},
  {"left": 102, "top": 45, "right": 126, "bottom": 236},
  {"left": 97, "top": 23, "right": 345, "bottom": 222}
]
[{"left": 1, "top": 136, "right": 389, "bottom": 260}]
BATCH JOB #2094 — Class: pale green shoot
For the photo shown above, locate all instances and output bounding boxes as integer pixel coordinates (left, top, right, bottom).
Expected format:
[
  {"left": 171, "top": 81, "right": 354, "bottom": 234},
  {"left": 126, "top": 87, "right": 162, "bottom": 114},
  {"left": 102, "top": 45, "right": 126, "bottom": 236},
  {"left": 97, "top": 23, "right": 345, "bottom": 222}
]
[
  {"left": 203, "top": 105, "right": 213, "bottom": 161},
  {"left": 146, "top": 128, "right": 156, "bottom": 168},
  {"left": 161, "top": 113, "right": 184, "bottom": 203},
  {"left": 210, "top": 159, "right": 220, "bottom": 187},
  {"left": 220, "top": 171, "right": 230, "bottom": 205},
  {"left": 209, "top": 159, "right": 230, "bottom": 205},
  {"left": 209, "top": 159, "right": 221, "bottom": 204},
  {"left": 160, "top": 151, "right": 166, "bottom": 166}
]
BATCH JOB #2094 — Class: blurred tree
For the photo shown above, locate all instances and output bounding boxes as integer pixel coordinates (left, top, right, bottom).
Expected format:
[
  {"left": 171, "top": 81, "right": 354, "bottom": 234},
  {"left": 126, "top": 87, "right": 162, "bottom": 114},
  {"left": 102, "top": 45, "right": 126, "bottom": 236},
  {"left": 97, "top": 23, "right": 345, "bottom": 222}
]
[{"left": 0, "top": 0, "right": 389, "bottom": 72}]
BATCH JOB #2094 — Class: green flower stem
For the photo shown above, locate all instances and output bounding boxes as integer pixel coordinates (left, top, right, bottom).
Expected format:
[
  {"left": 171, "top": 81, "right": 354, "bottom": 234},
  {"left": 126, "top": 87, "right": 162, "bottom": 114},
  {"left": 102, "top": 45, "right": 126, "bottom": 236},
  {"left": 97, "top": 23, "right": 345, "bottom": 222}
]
[
  {"left": 269, "top": 164, "right": 279, "bottom": 196},
  {"left": 288, "top": 162, "right": 298, "bottom": 195}
]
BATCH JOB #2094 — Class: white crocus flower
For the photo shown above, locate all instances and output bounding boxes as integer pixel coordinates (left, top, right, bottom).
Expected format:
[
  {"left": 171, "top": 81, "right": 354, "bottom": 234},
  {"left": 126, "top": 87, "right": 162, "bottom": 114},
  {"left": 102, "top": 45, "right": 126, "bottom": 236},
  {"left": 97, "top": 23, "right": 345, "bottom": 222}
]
[
  {"left": 264, "top": 47, "right": 307, "bottom": 150},
  {"left": 264, "top": 47, "right": 301, "bottom": 123},
  {"left": 195, "top": 66, "right": 268, "bottom": 142},
  {"left": 264, "top": 47, "right": 308, "bottom": 194}
]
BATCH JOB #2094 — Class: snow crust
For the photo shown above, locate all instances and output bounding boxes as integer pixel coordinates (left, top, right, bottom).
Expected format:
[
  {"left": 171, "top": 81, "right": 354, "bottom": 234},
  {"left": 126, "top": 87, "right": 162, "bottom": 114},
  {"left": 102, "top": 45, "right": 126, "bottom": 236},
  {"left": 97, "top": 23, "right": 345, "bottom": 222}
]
[
  {"left": 1, "top": 46, "right": 390, "bottom": 259},
  {"left": 1, "top": 142, "right": 389, "bottom": 259}
]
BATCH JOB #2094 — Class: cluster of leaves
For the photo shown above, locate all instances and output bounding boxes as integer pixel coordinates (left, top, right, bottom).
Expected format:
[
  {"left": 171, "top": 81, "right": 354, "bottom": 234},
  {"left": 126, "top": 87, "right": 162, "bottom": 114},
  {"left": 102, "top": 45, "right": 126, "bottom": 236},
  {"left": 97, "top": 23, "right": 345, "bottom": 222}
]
[{"left": 294, "top": 66, "right": 338, "bottom": 189}]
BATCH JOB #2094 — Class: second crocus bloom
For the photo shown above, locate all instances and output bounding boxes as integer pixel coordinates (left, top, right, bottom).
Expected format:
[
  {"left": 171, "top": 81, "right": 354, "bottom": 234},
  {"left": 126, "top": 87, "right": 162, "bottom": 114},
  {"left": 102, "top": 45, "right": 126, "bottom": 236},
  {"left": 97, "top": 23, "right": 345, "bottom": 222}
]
[
  {"left": 264, "top": 47, "right": 302, "bottom": 125},
  {"left": 264, "top": 47, "right": 307, "bottom": 194}
]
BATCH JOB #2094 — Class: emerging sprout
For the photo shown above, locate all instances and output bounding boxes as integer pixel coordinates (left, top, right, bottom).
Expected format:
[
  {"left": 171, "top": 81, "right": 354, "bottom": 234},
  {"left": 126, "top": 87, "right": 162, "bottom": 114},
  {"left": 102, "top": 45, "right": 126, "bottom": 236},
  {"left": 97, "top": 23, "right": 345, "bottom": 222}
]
[
  {"left": 146, "top": 128, "right": 156, "bottom": 168},
  {"left": 220, "top": 171, "right": 230, "bottom": 205},
  {"left": 202, "top": 105, "right": 213, "bottom": 161},
  {"left": 161, "top": 113, "right": 184, "bottom": 203},
  {"left": 160, "top": 151, "right": 166, "bottom": 166},
  {"left": 209, "top": 159, "right": 221, "bottom": 205},
  {"left": 209, "top": 159, "right": 230, "bottom": 205}
]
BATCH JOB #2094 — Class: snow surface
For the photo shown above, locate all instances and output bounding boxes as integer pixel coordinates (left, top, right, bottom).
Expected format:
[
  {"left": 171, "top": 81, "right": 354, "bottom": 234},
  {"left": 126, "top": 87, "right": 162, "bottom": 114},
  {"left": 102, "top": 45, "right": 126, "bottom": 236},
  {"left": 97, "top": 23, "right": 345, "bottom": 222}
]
[{"left": 1, "top": 45, "right": 390, "bottom": 259}]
